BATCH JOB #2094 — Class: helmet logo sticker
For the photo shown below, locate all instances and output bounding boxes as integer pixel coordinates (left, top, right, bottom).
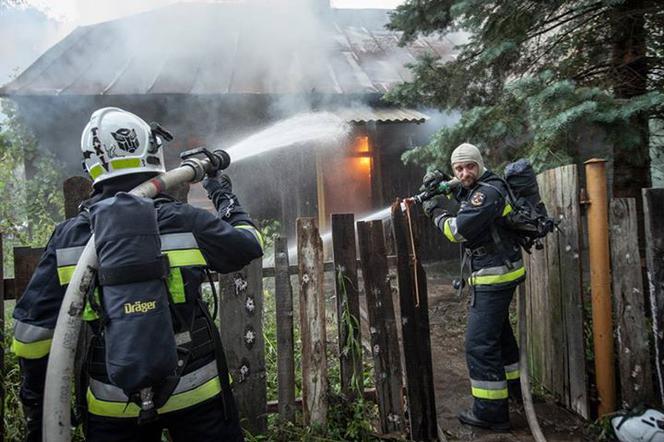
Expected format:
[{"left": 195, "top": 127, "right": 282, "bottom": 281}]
[
  {"left": 90, "top": 127, "right": 109, "bottom": 171},
  {"left": 111, "top": 128, "right": 140, "bottom": 153}
]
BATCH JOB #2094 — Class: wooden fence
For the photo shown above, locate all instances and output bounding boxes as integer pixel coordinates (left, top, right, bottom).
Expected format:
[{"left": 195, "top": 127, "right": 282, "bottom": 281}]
[
  {"left": 524, "top": 164, "right": 664, "bottom": 417},
  {"left": 0, "top": 178, "right": 440, "bottom": 441}
]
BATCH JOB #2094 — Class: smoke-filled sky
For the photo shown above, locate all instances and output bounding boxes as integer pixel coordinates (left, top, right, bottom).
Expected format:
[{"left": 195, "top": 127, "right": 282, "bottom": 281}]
[{"left": 0, "top": 0, "right": 404, "bottom": 86}]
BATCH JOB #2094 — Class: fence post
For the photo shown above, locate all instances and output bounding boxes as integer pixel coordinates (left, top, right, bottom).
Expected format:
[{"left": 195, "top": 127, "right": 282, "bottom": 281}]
[
  {"left": 218, "top": 260, "right": 267, "bottom": 434},
  {"left": 356, "top": 220, "right": 404, "bottom": 434},
  {"left": 274, "top": 236, "right": 296, "bottom": 422},
  {"left": 610, "top": 198, "right": 655, "bottom": 407},
  {"left": 297, "top": 218, "right": 327, "bottom": 425},
  {"left": 331, "top": 214, "right": 363, "bottom": 398},
  {"left": 0, "top": 234, "right": 4, "bottom": 442},
  {"left": 391, "top": 201, "right": 437, "bottom": 441},
  {"left": 585, "top": 159, "right": 616, "bottom": 415},
  {"left": 643, "top": 188, "right": 664, "bottom": 403}
]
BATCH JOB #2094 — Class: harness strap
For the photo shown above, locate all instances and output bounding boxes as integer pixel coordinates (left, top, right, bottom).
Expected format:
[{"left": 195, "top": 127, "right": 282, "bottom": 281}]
[{"left": 98, "top": 255, "right": 170, "bottom": 286}]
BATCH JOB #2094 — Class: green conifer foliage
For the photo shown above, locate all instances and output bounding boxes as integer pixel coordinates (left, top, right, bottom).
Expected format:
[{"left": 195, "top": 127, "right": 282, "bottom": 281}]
[{"left": 387, "top": 0, "right": 664, "bottom": 194}]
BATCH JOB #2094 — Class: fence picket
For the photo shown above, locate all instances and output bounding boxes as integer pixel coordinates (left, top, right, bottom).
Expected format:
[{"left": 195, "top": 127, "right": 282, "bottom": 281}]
[
  {"left": 610, "top": 198, "right": 655, "bottom": 407},
  {"left": 643, "top": 188, "right": 664, "bottom": 403},
  {"left": 331, "top": 214, "right": 363, "bottom": 398},
  {"left": 357, "top": 220, "right": 404, "bottom": 434},
  {"left": 297, "top": 218, "right": 327, "bottom": 425},
  {"left": 218, "top": 260, "right": 267, "bottom": 434},
  {"left": 274, "top": 236, "right": 296, "bottom": 422},
  {"left": 390, "top": 203, "right": 438, "bottom": 440}
]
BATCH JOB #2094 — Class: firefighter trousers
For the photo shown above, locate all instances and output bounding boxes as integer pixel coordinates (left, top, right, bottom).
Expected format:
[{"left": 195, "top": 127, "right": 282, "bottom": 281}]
[
  {"left": 465, "top": 284, "right": 520, "bottom": 423},
  {"left": 85, "top": 394, "right": 244, "bottom": 442}
]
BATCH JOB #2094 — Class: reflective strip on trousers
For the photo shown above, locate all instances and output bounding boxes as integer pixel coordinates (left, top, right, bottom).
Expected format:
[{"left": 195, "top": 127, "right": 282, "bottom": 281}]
[
  {"left": 87, "top": 360, "right": 221, "bottom": 417},
  {"left": 505, "top": 362, "right": 520, "bottom": 380},
  {"left": 470, "top": 379, "right": 508, "bottom": 400}
]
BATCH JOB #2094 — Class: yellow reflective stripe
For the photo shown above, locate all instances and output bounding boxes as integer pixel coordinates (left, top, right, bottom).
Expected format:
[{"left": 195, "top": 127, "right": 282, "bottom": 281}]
[
  {"left": 471, "top": 386, "right": 509, "bottom": 400},
  {"left": 11, "top": 337, "right": 52, "bottom": 359},
  {"left": 82, "top": 288, "right": 101, "bottom": 321},
  {"left": 57, "top": 265, "right": 76, "bottom": 285},
  {"left": 159, "top": 376, "right": 221, "bottom": 414},
  {"left": 86, "top": 376, "right": 221, "bottom": 417},
  {"left": 235, "top": 225, "right": 264, "bottom": 249},
  {"left": 167, "top": 268, "right": 186, "bottom": 304},
  {"left": 502, "top": 203, "right": 513, "bottom": 217},
  {"left": 89, "top": 164, "right": 104, "bottom": 179},
  {"left": 506, "top": 370, "right": 520, "bottom": 381},
  {"left": 443, "top": 218, "right": 461, "bottom": 243},
  {"left": 164, "top": 249, "right": 207, "bottom": 267},
  {"left": 470, "top": 266, "right": 525, "bottom": 286},
  {"left": 111, "top": 158, "right": 141, "bottom": 169}
]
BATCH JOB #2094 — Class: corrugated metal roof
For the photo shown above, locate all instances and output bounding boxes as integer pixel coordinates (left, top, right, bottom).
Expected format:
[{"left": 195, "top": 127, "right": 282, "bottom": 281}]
[
  {"left": 0, "top": 3, "right": 454, "bottom": 97},
  {"left": 335, "top": 107, "right": 429, "bottom": 124}
]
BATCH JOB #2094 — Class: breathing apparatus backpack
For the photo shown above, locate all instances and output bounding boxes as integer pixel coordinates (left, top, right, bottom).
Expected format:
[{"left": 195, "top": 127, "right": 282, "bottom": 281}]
[
  {"left": 497, "top": 159, "right": 556, "bottom": 252},
  {"left": 89, "top": 192, "right": 178, "bottom": 422}
]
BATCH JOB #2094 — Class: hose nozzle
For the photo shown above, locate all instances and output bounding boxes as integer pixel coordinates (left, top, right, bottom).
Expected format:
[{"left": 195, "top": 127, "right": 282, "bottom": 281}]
[{"left": 179, "top": 147, "right": 232, "bottom": 182}]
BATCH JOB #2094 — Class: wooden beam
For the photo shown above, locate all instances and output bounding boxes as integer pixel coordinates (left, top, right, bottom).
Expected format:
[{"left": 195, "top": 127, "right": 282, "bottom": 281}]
[
  {"left": 297, "top": 218, "right": 327, "bottom": 425},
  {"left": 643, "top": 188, "right": 664, "bottom": 402},
  {"left": 331, "top": 214, "right": 363, "bottom": 398},
  {"left": 357, "top": 220, "right": 404, "bottom": 434},
  {"left": 274, "top": 237, "right": 296, "bottom": 422}
]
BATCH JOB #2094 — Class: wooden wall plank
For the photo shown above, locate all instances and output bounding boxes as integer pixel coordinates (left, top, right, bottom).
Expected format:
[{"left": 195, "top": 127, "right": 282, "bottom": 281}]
[
  {"left": 391, "top": 203, "right": 437, "bottom": 441},
  {"left": 274, "top": 237, "right": 296, "bottom": 422},
  {"left": 218, "top": 260, "right": 267, "bottom": 434},
  {"left": 357, "top": 220, "right": 404, "bottom": 434},
  {"left": 610, "top": 198, "right": 655, "bottom": 408},
  {"left": 297, "top": 218, "right": 327, "bottom": 425},
  {"left": 331, "top": 214, "right": 363, "bottom": 397},
  {"left": 643, "top": 188, "right": 664, "bottom": 403}
]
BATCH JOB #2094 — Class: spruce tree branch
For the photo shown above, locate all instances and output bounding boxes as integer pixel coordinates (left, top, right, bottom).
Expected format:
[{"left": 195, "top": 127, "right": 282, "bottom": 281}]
[{"left": 524, "top": 3, "right": 605, "bottom": 43}]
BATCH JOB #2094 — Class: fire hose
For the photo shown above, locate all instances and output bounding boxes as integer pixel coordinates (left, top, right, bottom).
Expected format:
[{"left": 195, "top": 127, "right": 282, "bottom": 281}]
[
  {"left": 408, "top": 177, "right": 547, "bottom": 441},
  {"left": 43, "top": 148, "right": 231, "bottom": 442}
]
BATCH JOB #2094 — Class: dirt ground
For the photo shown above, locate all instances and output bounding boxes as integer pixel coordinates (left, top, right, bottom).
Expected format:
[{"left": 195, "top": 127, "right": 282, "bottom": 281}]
[{"left": 424, "top": 262, "right": 589, "bottom": 442}]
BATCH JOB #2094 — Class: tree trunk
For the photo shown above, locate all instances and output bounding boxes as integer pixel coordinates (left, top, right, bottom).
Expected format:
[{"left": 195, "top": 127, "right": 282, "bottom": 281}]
[{"left": 611, "top": 0, "right": 651, "bottom": 197}]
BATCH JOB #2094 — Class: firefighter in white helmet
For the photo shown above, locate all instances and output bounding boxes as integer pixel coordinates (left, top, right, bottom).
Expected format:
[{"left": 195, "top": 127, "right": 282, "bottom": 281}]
[{"left": 13, "top": 107, "right": 263, "bottom": 441}]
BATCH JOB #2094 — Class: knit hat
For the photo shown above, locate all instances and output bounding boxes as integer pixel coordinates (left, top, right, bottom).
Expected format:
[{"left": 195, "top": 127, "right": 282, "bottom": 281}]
[{"left": 450, "top": 143, "right": 486, "bottom": 174}]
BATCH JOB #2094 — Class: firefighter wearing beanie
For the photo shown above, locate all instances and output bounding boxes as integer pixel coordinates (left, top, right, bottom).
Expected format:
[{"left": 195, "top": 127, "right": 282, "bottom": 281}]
[{"left": 422, "top": 143, "right": 525, "bottom": 432}]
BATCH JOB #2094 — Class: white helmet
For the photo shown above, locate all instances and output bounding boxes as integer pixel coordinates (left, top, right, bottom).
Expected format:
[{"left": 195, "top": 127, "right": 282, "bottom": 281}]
[
  {"left": 81, "top": 107, "right": 169, "bottom": 185},
  {"left": 612, "top": 408, "right": 664, "bottom": 442}
]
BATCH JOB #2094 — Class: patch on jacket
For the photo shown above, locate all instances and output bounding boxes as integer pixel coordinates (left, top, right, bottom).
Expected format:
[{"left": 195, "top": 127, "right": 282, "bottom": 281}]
[{"left": 470, "top": 191, "right": 486, "bottom": 206}]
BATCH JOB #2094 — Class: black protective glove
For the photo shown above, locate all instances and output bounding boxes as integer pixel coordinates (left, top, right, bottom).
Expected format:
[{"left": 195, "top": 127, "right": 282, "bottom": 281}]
[
  {"left": 420, "top": 169, "right": 449, "bottom": 193},
  {"left": 422, "top": 194, "right": 456, "bottom": 219},
  {"left": 201, "top": 171, "right": 253, "bottom": 225}
]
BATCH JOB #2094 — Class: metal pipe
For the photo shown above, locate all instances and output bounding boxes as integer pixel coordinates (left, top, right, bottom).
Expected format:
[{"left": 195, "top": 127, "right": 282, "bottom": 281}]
[
  {"left": 518, "top": 283, "right": 547, "bottom": 442},
  {"left": 584, "top": 158, "right": 616, "bottom": 416},
  {"left": 43, "top": 157, "right": 218, "bottom": 441}
]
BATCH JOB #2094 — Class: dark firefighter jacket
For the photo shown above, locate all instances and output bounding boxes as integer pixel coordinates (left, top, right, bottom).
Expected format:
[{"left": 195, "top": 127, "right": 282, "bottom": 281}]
[
  {"left": 433, "top": 170, "right": 525, "bottom": 287},
  {"left": 12, "top": 179, "right": 263, "bottom": 419}
]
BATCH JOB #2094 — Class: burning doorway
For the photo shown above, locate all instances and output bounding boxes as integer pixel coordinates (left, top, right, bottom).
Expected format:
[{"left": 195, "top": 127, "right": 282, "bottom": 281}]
[{"left": 316, "top": 130, "right": 377, "bottom": 230}]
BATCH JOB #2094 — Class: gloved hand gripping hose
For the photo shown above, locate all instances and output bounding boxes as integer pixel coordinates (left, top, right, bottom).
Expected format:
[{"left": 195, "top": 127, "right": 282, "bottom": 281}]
[{"left": 43, "top": 148, "right": 231, "bottom": 442}]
